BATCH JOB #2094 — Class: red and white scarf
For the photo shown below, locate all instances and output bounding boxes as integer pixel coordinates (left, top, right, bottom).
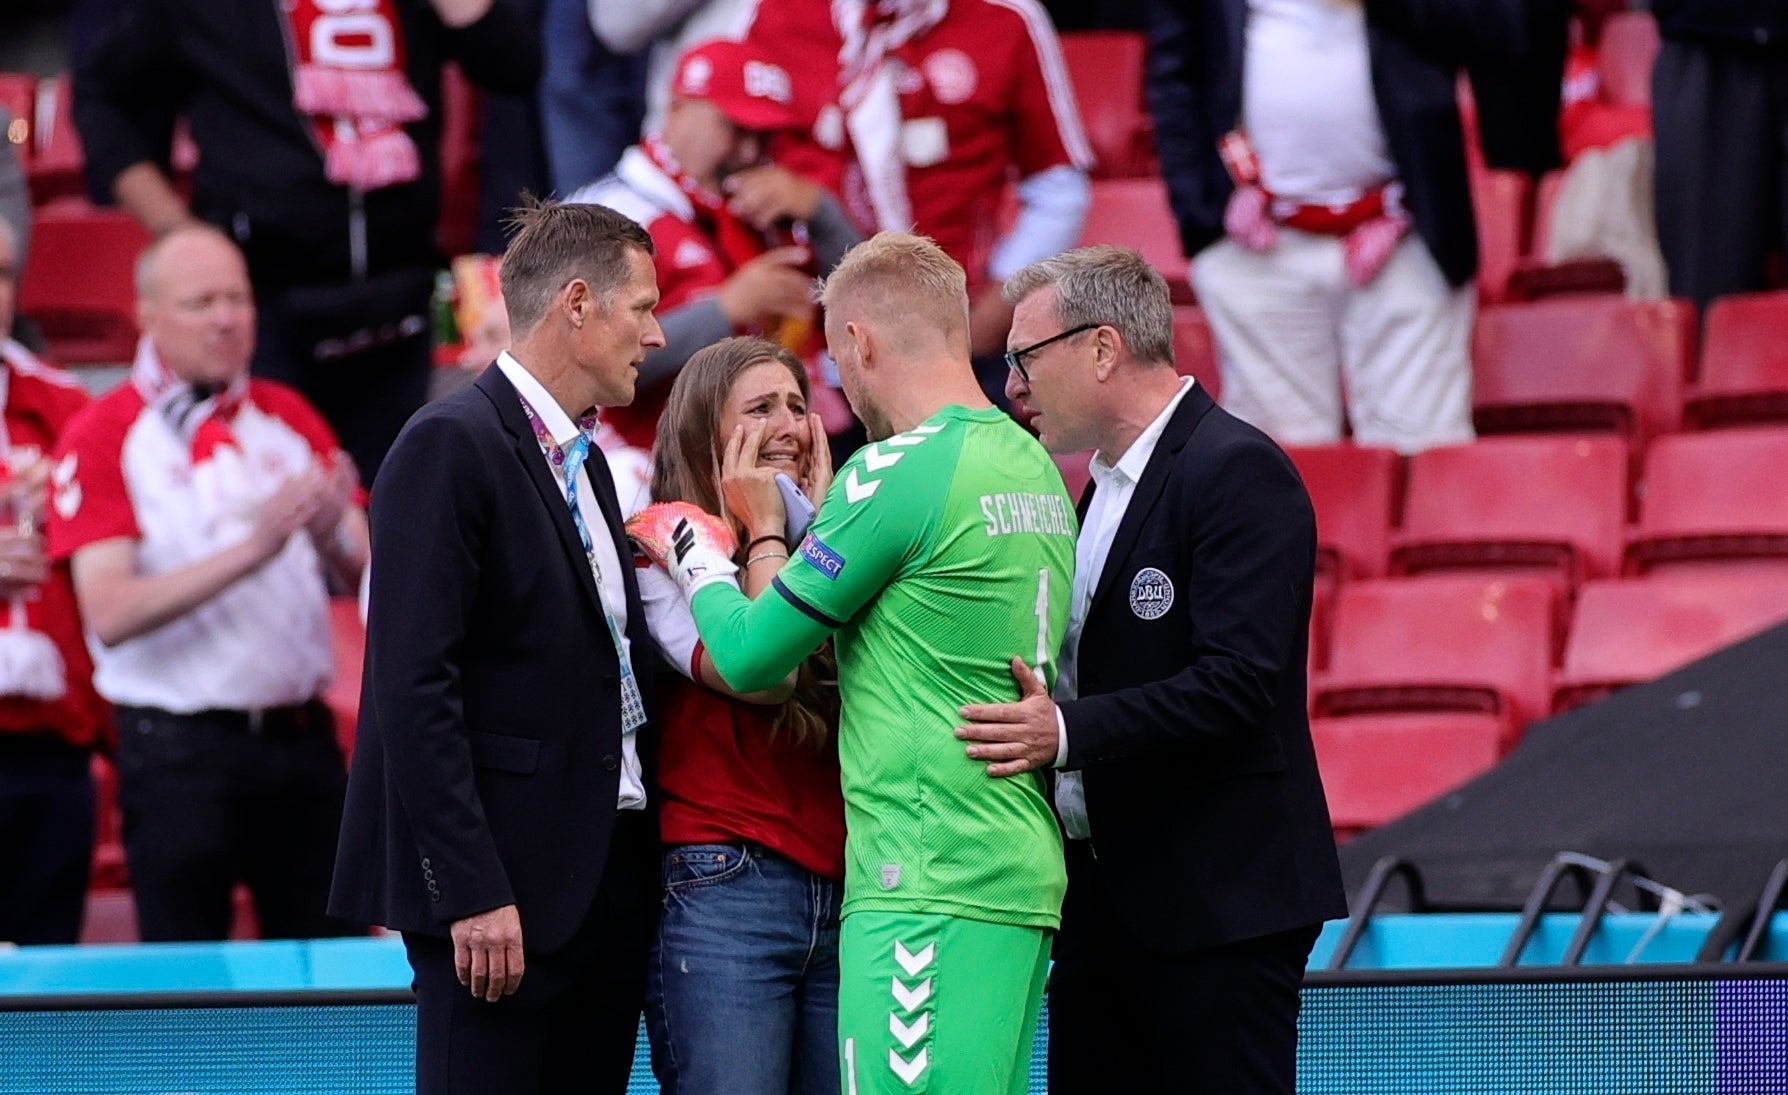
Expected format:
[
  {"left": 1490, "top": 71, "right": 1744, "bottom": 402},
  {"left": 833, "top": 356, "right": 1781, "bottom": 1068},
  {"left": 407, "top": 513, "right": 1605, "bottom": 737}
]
[
  {"left": 131, "top": 337, "right": 251, "bottom": 467},
  {"left": 830, "top": 0, "right": 946, "bottom": 232},
  {"left": 281, "top": 0, "right": 429, "bottom": 191},
  {"left": 641, "top": 135, "right": 770, "bottom": 274}
]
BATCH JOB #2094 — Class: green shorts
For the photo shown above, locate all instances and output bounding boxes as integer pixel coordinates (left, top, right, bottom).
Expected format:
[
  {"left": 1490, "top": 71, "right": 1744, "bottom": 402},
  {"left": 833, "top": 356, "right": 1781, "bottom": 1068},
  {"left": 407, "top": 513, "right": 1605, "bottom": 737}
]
[{"left": 839, "top": 911, "right": 1051, "bottom": 1095}]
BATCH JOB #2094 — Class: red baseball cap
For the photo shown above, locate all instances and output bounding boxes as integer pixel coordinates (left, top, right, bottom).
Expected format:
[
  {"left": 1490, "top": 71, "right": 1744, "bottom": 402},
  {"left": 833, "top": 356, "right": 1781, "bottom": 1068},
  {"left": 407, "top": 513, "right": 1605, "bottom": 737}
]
[{"left": 671, "top": 39, "right": 802, "bottom": 133}]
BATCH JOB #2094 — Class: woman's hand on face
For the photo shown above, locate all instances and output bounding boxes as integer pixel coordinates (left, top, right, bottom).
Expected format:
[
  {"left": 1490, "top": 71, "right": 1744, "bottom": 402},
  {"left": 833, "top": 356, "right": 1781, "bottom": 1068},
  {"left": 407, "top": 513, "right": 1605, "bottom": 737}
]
[
  {"left": 801, "top": 413, "right": 833, "bottom": 511},
  {"left": 720, "top": 419, "right": 787, "bottom": 541}
]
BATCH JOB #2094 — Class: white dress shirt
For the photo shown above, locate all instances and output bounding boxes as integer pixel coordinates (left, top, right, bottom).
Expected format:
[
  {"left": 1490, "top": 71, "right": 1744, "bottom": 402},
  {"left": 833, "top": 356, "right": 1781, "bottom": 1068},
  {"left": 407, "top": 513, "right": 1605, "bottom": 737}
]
[
  {"left": 1053, "top": 377, "right": 1196, "bottom": 838},
  {"left": 496, "top": 353, "right": 647, "bottom": 811}
]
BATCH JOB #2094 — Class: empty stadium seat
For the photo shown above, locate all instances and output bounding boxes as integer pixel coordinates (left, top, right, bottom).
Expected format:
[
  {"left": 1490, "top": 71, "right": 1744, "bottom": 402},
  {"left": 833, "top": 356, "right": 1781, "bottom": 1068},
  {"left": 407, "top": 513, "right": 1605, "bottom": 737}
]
[
  {"left": 326, "top": 596, "right": 366, "bottom": 760},
  {"left": 1391, "top": 435, "right": 1629, "bottom": 591},
  {"left": 1472, "top": 297, "right": 1694, "bottom": 454},
  {"left": 1506, "top": 169, "right": 1626, "bottom": 301},
  {"left": 1286, "top": 445, "right": 1400, "bottom": 581},
  {"left": 1077, "top": 178, "right": 1193, "bottom": 302},
  {"left": 0, "top": 72, "right": 34, "bottom": 165},
  {"left": 1625, "top": 429, "right": 1788, "bottom": 575},
  {"left": 1472, "top": 169, "right": 1528, "bottom": 304},
  {"left": 1314, "top": 576, "right": 1555, "bottom": 739},
  {"left": 1598, "top": 12, "right": 1660, "bottom": 109},
  {"left": 1682, "top": 291, "right": 1788, "bottom": 429},
  {"left": 28, "top": 75, "right": 85, "bottom": 203},
  {"left": 1171, "top": 305, "right": 1220, "bottom": 398},
  {"left": 1553, "top": 575, "right": 1788, "bottom": 711},
  {"left": 1312, "top": 712, "right": 1504, "bottom": 834},
  {"left": 90, "top": 754, "right": 127, "bottom": 891},
  {"left": 1059, "top": 31, "right": 1149, "bottom": 178},
  {"left": 1052, "top": 451, "right": 1092, "bottom": 503},
  {"left": 17, "top": 200, "right": 150, "bottom": 364}
]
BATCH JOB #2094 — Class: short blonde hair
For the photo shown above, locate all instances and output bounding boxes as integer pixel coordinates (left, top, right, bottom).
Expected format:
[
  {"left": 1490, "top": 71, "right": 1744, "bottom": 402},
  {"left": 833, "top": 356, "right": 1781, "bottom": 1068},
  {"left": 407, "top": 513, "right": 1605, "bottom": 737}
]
[{"left": 819, "top": 232, "right": 969, "bottom": 345}]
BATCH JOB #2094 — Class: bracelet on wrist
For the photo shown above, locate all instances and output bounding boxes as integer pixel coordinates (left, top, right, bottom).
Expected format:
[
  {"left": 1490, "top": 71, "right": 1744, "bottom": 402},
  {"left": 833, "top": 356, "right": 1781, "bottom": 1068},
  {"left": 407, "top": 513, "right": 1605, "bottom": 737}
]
[
  {"left": 744, "top": 534, "right": 789, "bottom": 555},
  {"left": 746, "top": 551, "right": 790, "bottom": 567}
]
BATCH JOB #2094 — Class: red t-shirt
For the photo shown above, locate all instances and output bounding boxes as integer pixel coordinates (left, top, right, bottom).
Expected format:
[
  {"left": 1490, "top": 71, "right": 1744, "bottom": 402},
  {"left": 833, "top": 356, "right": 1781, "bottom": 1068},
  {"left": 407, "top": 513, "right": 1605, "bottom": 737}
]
[
  {"left": 0, "top": 348, "right": 107, "bottom": 748},
  {"left": 657, "top": 669, "right": 847, "bottom": 880},
  {"left": 747, "top": 0, "right": 1093, "bottom": 290}
]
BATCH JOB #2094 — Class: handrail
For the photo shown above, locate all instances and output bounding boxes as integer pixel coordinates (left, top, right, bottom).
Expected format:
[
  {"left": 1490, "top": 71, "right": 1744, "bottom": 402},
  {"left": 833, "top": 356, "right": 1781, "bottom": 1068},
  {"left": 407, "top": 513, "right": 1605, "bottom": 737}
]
[
  {"left": 1326, "top": 857, "right": 1427, "bottom": 971},
  {"left": 1498, "top": 854, "right": 1602, "bottom": 967},
  {"left": 1737, "top": 859, "right": 1788, "bottom": 962},
  {"left": 1559, "top": 858, "right": 1647, "bottom": 966}
]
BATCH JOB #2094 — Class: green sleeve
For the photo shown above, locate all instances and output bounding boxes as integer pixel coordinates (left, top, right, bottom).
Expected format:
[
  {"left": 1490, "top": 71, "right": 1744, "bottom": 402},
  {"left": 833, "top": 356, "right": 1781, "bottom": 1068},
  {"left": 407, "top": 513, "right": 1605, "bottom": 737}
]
[{"left": 689, "top": 447, "right": 934, "bottom": 690}]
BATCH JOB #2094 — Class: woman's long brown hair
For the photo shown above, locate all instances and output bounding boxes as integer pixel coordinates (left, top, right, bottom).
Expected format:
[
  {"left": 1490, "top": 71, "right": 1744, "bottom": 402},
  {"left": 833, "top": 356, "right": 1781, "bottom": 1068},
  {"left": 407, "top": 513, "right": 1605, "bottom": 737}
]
[{"left": 650, "top": 337, "right": 838, "bottom": 747}]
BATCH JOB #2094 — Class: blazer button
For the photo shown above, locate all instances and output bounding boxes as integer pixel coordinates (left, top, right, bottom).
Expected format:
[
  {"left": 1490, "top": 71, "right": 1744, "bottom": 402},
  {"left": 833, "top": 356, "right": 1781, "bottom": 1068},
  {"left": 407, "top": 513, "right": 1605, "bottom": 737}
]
[{"left": 601, "top": 754, "right": 619, "bottom": 772}]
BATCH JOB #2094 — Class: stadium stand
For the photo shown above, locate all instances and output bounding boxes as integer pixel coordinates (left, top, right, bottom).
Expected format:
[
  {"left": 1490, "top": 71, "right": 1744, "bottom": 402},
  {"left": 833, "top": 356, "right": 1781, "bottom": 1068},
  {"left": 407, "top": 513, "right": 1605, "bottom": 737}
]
[
  {"left": 1285, "top": 444, "right": 1400, "bottom": 582},
  {"left": 1169, "top": 304, "right": 1219, "bottom": 397},
  {"left": 1076, "top": 177, "right": 1194, "bottom": 303},
  {"left": 1681, "top": 291, "right": 1788, "bottom": 429},
  {"left": 1313, "top": 576, "right": 1555, "bottom": 741},
  {"left": 1470, "top": 168, "right": 1528, "bottom": 304},
  {"left": 1058, "top": 31, "right": 1150, "bottom": 179},
  {"left": 0, "top": 72, "right": 34, "bottom": 166},
  {"left": 1597, "top": 10, "right": 1660, "bottom": 109},
  {"left": 1624, "top": 428, "right": 1788, "bottom": 575},
  {"left": 1471, "top": 296, "right": 1694, "bottom": 457},
  {"left": 1552, "top": 575, "right": 1788, "bottom": 712},
  {"left": 1311, "top": 712, "right": 1504, "bottom": 835},
  {"left": 27, "top": 75, "right": 84, "bottom": 204},
  {"left": 1390, "top": 434, "right": 1629, "bottom": 594},
  {"left": 16, "top": 199, "right": 149, "bottom": 364}
]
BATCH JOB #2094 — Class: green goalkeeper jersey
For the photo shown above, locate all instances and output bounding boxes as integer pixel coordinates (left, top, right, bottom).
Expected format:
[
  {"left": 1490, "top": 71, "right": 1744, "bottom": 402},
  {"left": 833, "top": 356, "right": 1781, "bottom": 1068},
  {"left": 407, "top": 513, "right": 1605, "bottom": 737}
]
[{"left": 690, "top": 404, "right": 1076, "bottom": 928}]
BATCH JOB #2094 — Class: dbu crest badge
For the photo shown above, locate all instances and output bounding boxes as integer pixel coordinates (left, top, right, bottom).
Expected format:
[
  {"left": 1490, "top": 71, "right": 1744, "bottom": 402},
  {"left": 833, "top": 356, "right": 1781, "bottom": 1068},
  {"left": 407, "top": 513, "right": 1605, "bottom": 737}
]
[{"left": 1129, "top": 567, "right": 1174, "bottom": 620}]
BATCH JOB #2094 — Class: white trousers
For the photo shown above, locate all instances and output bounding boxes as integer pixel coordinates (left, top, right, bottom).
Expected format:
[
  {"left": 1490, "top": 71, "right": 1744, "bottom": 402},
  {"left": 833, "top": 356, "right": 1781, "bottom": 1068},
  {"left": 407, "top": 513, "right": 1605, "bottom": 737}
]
[{"left": 1192, "top": 231, "right": 1475, "bottom": 454}]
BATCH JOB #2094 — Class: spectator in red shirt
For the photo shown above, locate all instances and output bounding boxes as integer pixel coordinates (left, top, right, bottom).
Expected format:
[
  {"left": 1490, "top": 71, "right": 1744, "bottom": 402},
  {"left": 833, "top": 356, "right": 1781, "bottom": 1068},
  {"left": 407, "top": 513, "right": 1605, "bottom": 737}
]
[
  {"left": 743, "top": 0, "right": 1095, "bottom": 394},
  {"left": 570, "top": 40, "right": 863, "bottom": 453},
  {"left": 0, "top": 216, "right": 109, "bottom": 946},
  {"left": 635, "top": 336, "right": 845, "bottom": 1095}
]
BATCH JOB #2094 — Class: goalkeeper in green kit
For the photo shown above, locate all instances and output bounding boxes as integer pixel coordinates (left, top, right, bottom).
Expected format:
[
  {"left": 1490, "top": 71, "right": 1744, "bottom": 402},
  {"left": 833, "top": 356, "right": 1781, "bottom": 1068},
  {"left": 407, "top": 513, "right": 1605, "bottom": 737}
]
[{"left": 629, "top": 233, "right": 1076, "bottom": 1095}]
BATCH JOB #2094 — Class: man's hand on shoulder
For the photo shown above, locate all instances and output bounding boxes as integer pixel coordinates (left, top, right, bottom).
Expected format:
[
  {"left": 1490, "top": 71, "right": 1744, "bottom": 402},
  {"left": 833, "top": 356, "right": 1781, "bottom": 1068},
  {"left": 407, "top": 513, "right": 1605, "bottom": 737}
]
[
  {"left": 451, "top": 903, "right": 525, "bottom": 1003},
  {"left": 957, "top": 657, "right": 1062, "bottom": 778}
]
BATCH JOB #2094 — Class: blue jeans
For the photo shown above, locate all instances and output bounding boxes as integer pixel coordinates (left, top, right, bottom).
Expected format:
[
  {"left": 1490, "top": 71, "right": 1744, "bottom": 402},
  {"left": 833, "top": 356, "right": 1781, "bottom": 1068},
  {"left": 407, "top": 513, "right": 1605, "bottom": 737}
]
[
  {"left": 647, "top": 843, "right": 842, "bottom": 1095},
  {"left": 538, "top": 0, "right": 645, "bottom": 194}
]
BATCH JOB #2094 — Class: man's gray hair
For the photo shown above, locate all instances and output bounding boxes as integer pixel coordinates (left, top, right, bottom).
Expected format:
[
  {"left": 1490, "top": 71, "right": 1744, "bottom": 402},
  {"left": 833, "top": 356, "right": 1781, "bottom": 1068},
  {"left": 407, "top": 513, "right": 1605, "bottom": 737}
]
[{"left": 1002, "top": 246, "right": 1175, "bottom": 367}]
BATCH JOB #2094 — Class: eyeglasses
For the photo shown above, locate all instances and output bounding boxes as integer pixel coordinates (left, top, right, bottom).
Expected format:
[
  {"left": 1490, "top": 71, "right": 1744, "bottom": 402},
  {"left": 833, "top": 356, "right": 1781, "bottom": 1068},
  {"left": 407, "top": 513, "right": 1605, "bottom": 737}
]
[{"left": 1004, "top": 323, "right": 1102, "bottom": 385}]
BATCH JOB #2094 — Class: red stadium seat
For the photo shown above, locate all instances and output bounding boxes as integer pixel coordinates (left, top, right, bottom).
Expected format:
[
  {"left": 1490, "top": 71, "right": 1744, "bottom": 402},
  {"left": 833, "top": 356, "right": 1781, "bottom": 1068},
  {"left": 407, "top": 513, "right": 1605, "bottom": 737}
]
[
  {"left": 90, "top": 754, "right": 127, "bottom": 890},
  {"left": 326, "top": 596, "right": 366, "bottom": 760},
  {"left": 1472, "top": 169, "right": 1528, "bottom": 304},
  {"left": 1052, "top": 450, "right": 1091, "bottom": 506},
  {"left": 1472, "top": 297, "right": 1694, "bottom": 454},
  {"left": 1314, "top": 576, "right": 1555, "bottom": 739},
  {"left": 1682, "top": 291, "right": 1788, "bottom": 429},
  {"left": 1059, "top": 31, "right": 1149, "bottom": 178},
  {"left": 1506, "top": 169, "right": 1626, "bottom": 301},
  {"left": 1553, "top": 575, "right": 1788, "bottom": 711},
  {"left": 1625, "top": 429, "right": 1788, "bottom": 575},
  {"left": 17, "top": 200, "right": 150, "bottom": 364},
  {"left": 1286, "top": 444, "right": 1400, "bottom": 581},
  {"left": 1599, "top": 12, "right": 1660, "bottom": 109},
  {"left": 1312, "top": 712, "right": 1504, "bottom": 834},
  {"left": 1391, "top": 435, "right": 1629, "bottom": 592},
  {"left": 1170, "top": 305, "right": 1220, "bottom": 399},
  {"left": 0, "top": 72, "right": 34, "bottom": 166},
  {"left": 1077, "top": 178, "right": 1193, "bottom": 303},
  {"left": 28, "top": 75, "right": 85, "bottom": 203}
]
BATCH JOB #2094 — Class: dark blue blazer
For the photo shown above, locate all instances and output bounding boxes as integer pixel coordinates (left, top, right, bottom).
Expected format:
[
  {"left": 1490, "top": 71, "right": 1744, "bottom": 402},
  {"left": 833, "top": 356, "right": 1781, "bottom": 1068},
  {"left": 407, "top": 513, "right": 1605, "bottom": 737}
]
[
  {"left": 330, "top": 365, "right": 658, "bottom": 953},
  {"left": 1145, "top": 0, "right": 1565, "bottom": 287},
  {"left": 1060, "top": 384, "right": 1347, "bottom": 952}
]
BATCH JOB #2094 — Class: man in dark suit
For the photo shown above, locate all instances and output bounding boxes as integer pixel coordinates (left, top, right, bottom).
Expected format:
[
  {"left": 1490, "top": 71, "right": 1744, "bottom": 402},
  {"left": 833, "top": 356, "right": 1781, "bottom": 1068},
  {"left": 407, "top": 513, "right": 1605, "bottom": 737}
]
[
  {"left": 1145, "top": 0, "right": 1562, "bottom": 454},
  {"left": 330, "top": 199, "right": 666, "bottom": 1095},
  {"left": 958, "top": 245, "right": 1346, "bottom": 1093}
]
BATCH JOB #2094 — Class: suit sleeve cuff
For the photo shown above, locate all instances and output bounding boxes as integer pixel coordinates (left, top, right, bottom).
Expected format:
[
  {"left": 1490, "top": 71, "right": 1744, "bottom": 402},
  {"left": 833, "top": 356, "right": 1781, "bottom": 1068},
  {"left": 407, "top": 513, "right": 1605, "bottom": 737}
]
[{"left": 1053, "top": 705, "right": 1069, "bottom": 769}]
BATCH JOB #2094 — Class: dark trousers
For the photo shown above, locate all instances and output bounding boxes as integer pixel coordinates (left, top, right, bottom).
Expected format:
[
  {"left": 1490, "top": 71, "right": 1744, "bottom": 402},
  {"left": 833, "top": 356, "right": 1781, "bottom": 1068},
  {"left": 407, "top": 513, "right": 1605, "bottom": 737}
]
[
  {"left": 404, "top": 811, "right": 656, "bottom": 1095},
  {"left": 252, "top": 280, "right": 434, "bottom": 486},
  {"left": 113, "top": 702, "right": 352, "bottom": 942},
  {"left": 0, "top": 734, "right": 93, "bottom": 944},
  {"left": 1047, "top": 840, "right": 1319, "bottom": 1095},
  {"left": 1654, "top": 37, "right": 1788, "bottom": 310}
]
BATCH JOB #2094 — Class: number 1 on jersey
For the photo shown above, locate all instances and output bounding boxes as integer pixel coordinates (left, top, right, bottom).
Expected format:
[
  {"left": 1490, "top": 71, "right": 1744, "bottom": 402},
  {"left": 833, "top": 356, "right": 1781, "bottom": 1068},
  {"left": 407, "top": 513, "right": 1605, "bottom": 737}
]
[{"left": 1034, "top": 568, "right": 1050, "bottom": 671}]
